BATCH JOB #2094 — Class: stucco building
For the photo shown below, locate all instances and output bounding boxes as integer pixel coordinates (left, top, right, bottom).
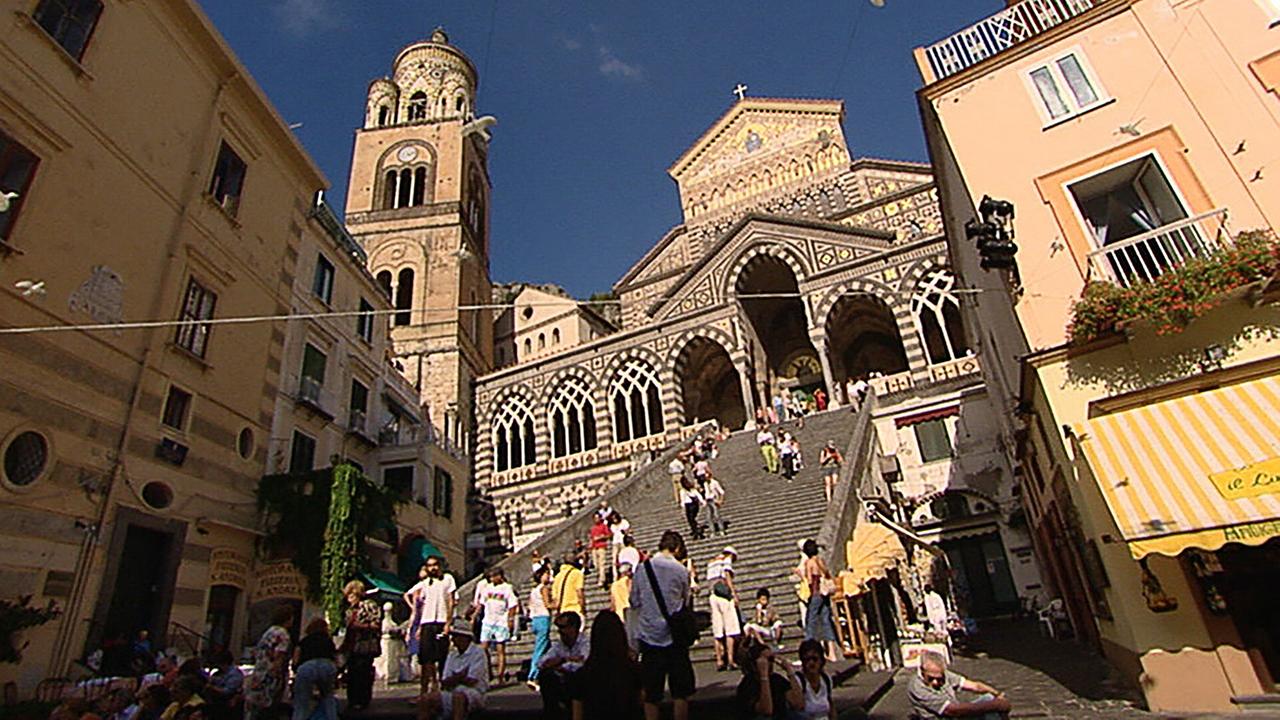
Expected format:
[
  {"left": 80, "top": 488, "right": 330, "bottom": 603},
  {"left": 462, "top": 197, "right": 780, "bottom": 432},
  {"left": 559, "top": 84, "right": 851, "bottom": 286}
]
[
  {"left": 472, "top": 97, "right": 1044, "bottom": 617},
  {"left": 0, "top": 0, "right": 462, "bottom": 692},
  {"left": 916, "top": 0, "right": 1280, "bottom": 711}
]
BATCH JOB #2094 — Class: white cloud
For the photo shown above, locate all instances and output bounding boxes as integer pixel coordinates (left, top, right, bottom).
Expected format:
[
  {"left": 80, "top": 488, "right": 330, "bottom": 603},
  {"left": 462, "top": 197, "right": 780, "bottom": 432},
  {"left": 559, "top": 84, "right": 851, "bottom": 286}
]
[
  {"left": 597, "top": 46, "right": 642, "bottom": 80},
  {"left": 274, "top": 0, "right": 336, "bottom": 38}
]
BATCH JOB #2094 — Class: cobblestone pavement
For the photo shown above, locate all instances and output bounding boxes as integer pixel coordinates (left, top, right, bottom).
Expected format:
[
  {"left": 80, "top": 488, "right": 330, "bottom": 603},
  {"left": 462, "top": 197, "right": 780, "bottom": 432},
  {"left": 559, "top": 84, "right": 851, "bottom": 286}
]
[{"left": 868, "top": 619, "right": 1153, "bottom": 719}]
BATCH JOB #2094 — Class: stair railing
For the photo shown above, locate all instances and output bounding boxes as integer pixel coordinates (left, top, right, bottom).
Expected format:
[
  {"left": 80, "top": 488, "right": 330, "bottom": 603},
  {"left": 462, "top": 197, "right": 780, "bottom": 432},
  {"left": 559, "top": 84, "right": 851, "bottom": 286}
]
[
  {"left": 457, "top": 420, "right": 717, "bottom": 602},
  {"left": 815, "top": 390, "right": 879, "bottom": 578}
]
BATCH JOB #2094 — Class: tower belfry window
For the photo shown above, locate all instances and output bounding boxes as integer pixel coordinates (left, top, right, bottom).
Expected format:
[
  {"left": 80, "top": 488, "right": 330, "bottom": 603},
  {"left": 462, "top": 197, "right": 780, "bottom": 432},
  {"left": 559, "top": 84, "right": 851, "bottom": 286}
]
[
  {"left": 398, "top": 168, "right": 412, "bottom": 208},
  {"left": 413, "top": 167, "right": 427, "bottom": 206},
  {"left": 395, "top": 268, "right": 414, "bottom": 326},
  {"left": 408, "top": 92, "right": 427, "bottom": 122},
  {"left": 378, "top": 106, "right": 391, "bottom": 127}
]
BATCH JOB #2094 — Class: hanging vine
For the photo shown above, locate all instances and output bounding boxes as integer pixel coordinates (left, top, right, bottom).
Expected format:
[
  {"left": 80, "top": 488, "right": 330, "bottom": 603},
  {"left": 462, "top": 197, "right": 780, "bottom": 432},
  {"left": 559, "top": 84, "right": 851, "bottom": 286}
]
[{"left": 256, "top": 463, "right": 403, "bottom": 617}]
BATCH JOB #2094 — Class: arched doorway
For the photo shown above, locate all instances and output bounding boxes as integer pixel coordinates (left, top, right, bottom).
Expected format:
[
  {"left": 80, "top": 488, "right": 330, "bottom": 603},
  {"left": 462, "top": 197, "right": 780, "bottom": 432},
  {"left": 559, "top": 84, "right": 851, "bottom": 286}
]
[
  {"left": 676, "top": 336, "right": 747, "bottom": 430},
  {"left": 735, "top": 254, "right": 821, "bottom": 403},
  {"left": 824, "top": 293, "right": 908, "bottom": 392}
]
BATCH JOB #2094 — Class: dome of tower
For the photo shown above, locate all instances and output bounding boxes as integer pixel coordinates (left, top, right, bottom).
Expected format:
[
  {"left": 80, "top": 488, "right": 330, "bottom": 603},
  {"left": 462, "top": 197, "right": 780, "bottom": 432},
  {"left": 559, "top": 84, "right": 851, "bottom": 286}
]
[{"left": 391, "top": 27, "right": 477, "bottom": 123}]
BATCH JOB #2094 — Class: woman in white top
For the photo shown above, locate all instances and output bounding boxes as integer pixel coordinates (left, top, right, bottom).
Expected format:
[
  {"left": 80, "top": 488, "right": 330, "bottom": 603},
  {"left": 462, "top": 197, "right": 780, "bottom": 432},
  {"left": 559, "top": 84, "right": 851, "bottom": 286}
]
[
  {"left": 525, "top": 565, "right": 553, "bottom": 690},
  {"left": 606, "top": 510, "right": 631, "bottom": 571},
  {"left": 791, "top": 638, "right": 835, "bottom": 719}
]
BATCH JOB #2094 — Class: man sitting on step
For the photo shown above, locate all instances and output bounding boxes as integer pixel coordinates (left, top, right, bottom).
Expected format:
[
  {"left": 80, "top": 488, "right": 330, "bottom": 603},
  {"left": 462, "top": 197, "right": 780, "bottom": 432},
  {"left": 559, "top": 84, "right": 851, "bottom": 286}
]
[
  {"left": 907, "top": 650, "right": 1011, "bottom": 719},
  {"left": 537, "top": 611, "right": 590, "bottom": 720}
]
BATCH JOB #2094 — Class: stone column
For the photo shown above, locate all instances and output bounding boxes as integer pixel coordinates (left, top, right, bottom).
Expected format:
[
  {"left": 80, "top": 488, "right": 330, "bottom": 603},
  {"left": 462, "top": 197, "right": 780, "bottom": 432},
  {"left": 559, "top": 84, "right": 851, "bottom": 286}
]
[
  {"left": 812, "top": 333, "right": 838, "bottom": 406},
  {"left": 734, "top": 356, "right": 757, "bottom": 430}
]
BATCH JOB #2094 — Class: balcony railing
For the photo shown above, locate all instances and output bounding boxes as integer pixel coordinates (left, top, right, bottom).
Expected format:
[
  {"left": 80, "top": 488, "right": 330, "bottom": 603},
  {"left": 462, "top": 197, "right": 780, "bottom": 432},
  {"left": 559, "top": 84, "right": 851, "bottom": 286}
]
[
  {"left": 1086, "top": 208, "right": 1230, "bottom": 288},
  {"left": 920, "top": 0, "right": 1097, "bottom": 82}
]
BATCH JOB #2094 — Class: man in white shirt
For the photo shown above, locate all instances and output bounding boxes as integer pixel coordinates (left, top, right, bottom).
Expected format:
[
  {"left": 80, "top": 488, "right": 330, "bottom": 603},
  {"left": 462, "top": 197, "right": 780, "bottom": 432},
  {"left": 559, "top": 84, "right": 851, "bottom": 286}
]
[
  {"left": 706, "top": 546, "right": 741, "bottom": 672},
  {"left": 668, "top": 456, "right": 686, "bottom": 502},
  {"left": 404, "top": 555, "right": 456, "bottom": 694},
  {"left": 617, "top": 534, "right": 641, "bottom": 574},
  {"left": 476, "top": 567, "right": 519, "bottom": 684},
  {"left": 421, "top": 619, "right": 488, "bottom": 719},
  {"left": 704, "top": 475, "right": 728, "bottom": 536},
  {"left": 538, "top": 611, "right": 590, "bottom": 720},
  {"left": 629, "top": 530, "right": 695, "bottom": 720}
]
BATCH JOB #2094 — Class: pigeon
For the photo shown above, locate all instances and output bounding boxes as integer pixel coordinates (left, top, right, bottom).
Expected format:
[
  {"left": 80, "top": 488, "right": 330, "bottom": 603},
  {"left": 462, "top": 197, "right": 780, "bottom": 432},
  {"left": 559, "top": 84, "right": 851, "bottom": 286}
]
[
  {"left": 15, "top": 279, "right": 45, "bottom": 297},
  {"left": 0, "top": 191, "right": 18, "bottom": 213}
]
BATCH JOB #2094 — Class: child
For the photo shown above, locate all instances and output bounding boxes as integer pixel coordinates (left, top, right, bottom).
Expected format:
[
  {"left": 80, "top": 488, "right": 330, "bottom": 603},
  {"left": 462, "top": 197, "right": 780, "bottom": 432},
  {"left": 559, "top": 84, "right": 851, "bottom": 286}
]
[{"left": 744, "top": 588, "right": 784, "bottom": 649}]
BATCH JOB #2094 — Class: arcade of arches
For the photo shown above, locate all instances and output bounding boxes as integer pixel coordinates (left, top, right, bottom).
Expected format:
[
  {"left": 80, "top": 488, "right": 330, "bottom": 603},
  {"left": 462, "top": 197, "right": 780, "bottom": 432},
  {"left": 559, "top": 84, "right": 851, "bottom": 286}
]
[
  {"left": 825, "top": 293, "right": 910, "bottom": 389},
  {"left": 735, "top": 254, "right": 823, "bottom": 405}
]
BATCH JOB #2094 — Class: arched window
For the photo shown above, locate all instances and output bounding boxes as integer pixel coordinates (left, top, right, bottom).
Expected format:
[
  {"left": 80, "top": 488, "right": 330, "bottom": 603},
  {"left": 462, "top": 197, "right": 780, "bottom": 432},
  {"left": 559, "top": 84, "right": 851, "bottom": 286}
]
[
  {"left": 408, "top": 92, "right": 427, "bottom": 122},
  {"left": 383, "top": 170, "right": 398, "bottom": 210},
  {"left": 911, "top": 269, "right": 970, "bottom": 364},
  {"left": 413, "top": 167, "right": 427, "bottom": 206},
  {"left": 377, "top": 105, "right": 391, "bottom": 127},
  {"left": 398, "top": 168, "right": 412, "bottom": 208},
  {"left": 549, "top": 377, "right": 597, "bottom": 458},
  {"left": 552, "top": 328, "right": 561, "bottom": 345},
  {"left": 492, "top": 395, "right": 536, "bottom": 472},
  {"left": 455, "top": 95, "right": 466, "bottom": 112},
  {"left": 375, "top": 270, "right": 392, "bottom": 302},
  {"left": 609, "top": 359, "right": 663, "bottom": 443},
  {"left": 395, "top": 268, "right": 414, "bottom": 326},
  {"left": 523, "top": 338, "right": 532, "bottom": 356},
  {"left": 538, "top": 333, "right": 546, "bottom": 350}
]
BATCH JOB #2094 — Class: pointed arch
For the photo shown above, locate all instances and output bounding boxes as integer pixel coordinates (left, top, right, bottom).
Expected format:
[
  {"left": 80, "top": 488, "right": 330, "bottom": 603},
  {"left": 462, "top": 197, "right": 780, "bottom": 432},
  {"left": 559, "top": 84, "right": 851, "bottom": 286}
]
[
  {"left": 492, "top": 394, "right": 536, "bottom": 472},
  {"left": 608, "top": 357, "right": 664, "bottom": 443},
  {"left": 547, "top": 376, "right": 598, "bottom": 458},
  {"left": 911, "top": 269, "right": 970, "bottom": 364}
]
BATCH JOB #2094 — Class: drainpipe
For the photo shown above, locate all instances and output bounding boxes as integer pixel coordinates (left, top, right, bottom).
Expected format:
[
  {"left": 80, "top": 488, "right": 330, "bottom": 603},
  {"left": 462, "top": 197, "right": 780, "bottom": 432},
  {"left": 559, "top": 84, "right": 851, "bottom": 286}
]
[{"left": 49, "top": 70, "right": 241, "bottom": 674}]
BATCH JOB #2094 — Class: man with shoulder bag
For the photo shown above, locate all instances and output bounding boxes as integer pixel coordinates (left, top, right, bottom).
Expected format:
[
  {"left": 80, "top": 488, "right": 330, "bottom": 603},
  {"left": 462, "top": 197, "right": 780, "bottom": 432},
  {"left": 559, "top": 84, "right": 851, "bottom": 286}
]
[{"left": 629, "top": 530, "right": 697, "bottom": 720}]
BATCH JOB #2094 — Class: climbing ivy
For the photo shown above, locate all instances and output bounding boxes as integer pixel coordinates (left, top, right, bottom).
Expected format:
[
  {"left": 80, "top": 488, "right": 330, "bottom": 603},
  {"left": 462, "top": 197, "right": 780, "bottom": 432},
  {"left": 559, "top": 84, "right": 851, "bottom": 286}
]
[{"left": 256, "top": 463, "right": 403, "bottom": 620}]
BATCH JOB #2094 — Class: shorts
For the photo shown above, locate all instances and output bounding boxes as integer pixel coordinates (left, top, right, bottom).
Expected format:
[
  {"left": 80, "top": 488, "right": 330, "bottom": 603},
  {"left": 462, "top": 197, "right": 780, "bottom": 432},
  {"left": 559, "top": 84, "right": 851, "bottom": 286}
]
[
  {"left": 418, "top": 622, "right": 448, "bottom": 665},
  {"left": 440, "top": 686, "right": 485, "bottom": 715},
  {"left": 479, "top": 622, "right": 511, "bottom": 644},
  {"left": 638, "top": 641, "right": 695, "bottom": 702},
  {"left": 709, "top": 595, "right": 741, "bottom": 639},
  {"left": 745, "top": 621, "right": 783, "bottom": 641}
]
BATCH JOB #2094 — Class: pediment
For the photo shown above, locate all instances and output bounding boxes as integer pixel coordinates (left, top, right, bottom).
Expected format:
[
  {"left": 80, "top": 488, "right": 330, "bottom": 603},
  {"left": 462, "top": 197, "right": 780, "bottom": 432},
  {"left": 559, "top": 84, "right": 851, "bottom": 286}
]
[{"left": 649, "top": 214, "right": 894, "bottom": 323}]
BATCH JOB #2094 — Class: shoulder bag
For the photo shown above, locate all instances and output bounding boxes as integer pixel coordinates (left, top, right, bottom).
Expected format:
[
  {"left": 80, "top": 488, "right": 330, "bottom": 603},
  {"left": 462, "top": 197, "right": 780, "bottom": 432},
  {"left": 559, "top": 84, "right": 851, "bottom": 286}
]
[{"left": 643, "top": 559, "right": 699, "bottom": 648}]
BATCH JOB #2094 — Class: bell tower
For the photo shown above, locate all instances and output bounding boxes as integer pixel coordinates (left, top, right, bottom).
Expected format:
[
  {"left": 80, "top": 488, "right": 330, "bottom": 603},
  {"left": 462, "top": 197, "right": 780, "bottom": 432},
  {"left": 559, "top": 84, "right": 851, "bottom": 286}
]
[{"left": 344, "top": 27, "right": 493, "bottom": 451}]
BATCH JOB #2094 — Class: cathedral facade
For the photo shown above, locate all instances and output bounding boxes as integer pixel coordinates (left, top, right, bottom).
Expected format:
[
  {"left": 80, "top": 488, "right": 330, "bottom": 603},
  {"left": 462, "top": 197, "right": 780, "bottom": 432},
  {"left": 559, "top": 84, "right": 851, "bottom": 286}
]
[{"left": 472, "top": 97, "right": 1043, "bottom": 615}]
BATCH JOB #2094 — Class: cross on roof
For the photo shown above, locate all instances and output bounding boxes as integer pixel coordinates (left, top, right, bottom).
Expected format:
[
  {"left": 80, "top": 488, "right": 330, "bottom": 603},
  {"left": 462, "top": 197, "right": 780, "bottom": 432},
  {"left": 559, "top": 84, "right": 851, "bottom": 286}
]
[{"left": 733, "top": 83, "right": 748, "bottom": 101}]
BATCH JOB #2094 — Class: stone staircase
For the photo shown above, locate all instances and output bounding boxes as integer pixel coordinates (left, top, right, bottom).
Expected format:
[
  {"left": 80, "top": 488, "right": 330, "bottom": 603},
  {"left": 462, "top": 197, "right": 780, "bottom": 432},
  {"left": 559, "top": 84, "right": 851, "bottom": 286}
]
[{"left": 490, "top": 408, "right": 860, "bottom": 673}]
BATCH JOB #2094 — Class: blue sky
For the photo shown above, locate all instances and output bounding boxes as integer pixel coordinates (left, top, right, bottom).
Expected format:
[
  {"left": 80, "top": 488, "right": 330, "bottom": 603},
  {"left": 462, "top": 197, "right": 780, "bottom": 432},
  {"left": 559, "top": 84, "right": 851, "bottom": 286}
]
[{"left": 205, "top": 0, "right": 1001, "bottom": 298}]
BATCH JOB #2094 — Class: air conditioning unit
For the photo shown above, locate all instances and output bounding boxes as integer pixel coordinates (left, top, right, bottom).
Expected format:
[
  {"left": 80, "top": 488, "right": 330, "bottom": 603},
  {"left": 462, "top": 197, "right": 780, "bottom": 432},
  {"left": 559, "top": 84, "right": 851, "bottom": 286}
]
[
  {"left": 349, "top": 410, "right": 367, "bottom": 433},
  {"left": 299, "top": 376, "right": 322, "bottom": 404},
  {"left": 155, "top": 438, "right": 189, "bottom": 466}
]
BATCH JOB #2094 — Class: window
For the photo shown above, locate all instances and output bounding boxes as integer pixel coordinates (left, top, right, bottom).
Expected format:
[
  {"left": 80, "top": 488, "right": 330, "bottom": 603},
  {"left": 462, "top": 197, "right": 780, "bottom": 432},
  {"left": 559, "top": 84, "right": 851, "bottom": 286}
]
[
  {"left": 349, "top": 379, "right": 368, "bottom": 428},
  {"left": 356, "top": 298, "right": 375, "bottom": 342},
  {"left": 32, "top": 0, "right": 102, "bottom": 61},
  {"left": 312, "top": 254, "right": 334, "bottom": 304},
  {"left": 289, "top": 431, "right": 316, "bottom": 473},
  {"left": 914, "top": 419, "right": 953, "bottom": 463},
  {"left": 549, "top": 377, "right": 597, "bottom": 458},
  {"left": 377, "top": 106, "right": 391, "bottom": 127},
  {"left": 609, "top": 359, "right": 663, "bottom": 443},
  {"left": 383, "top": 465, "right": 413, "bottom": 501},
  {"left": 174, "top": 278, "right": 217, "bottom": 358},
  {"left": 552, "top": 328, "right": 561, "bottom": 345},
  {"left": 208, "top": 142, "right": 246, "bottom": 217},
  {"left": 300, "top": 344, "right": 326, "bottom": 400},
  {"left": 394, "top": 268, "right": 413, "bottom": 326},
  {"left": 407, "top": 91, "right": 427, "bottom": 122},
  {"left": 1068, "top": 154, "right": 1203, "bottom": 285},
  {"left": 523, "top": 339, "right": 532, "bottom": 356},
  {"left": 492, "top": 395, "right": 536, "bottom": 472},
  {"left": 538, "top": 333, "right": 545, "bottom": 350},
  {"left": 0, "top": 130, "right": 40, "bottom": 242},
  {"left": 161, "top": 386, "right": 192, "bottom": 431},
  {"left": 1027, "top": 51, "right": 1105, "bottom": 123},
  {"left": 1256, "top": 0, "right": 1280, "bottom": 23},
  {"left": 911, "top": 270, "right": 970, "bottom": 364},
  {"left": 375, "top": 271, "right": 392, "bottom": 302},
  {"left": 3, "top": 431, "right": 48, "bottom": 487},
  {"left": 433, "top": 467, "right": 453, "bottom": 518}
]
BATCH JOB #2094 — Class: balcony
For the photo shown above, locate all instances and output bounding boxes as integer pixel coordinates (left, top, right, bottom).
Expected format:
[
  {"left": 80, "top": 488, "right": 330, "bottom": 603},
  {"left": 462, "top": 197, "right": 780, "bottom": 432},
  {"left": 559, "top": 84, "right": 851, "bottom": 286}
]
[
  {"left": 294, "top": 376, "right": 334, "bottom": 420},
  {"left": 1086, "top": 208, "right": 1231, "bottom": 288},
  {"left": 919, "top": 0, "right": 1098, "bottom": 82}
]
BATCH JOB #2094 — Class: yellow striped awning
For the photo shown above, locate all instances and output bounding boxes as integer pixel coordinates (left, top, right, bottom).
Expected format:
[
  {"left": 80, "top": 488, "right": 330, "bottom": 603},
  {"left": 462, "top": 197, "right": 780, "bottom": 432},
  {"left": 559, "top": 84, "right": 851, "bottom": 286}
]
[{"left": 1076, "top": 375, "right": 1280, "bottom": 559}]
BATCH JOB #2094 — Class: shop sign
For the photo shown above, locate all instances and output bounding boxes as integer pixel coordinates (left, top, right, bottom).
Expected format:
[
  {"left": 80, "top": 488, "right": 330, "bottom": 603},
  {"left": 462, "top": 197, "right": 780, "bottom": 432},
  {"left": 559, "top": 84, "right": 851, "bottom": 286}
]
[
  {"left": 1221, "top": 519, "right": 1280, "bottom": 544},
  {"left": 209, "top": 548, "right": 249, "bottom": 589},
  {"left": 255, "top": 561, "right": 305, "bottom": 600},
  {"left": 1209, "top": 456, "right": 1280, "bottom": 500}
]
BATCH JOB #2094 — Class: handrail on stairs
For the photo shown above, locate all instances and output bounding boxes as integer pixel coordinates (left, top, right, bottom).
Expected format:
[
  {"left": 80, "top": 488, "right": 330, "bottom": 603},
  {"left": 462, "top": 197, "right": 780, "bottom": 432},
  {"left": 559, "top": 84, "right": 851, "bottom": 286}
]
[
  {"left": 815, "top": 390, "right": 879, "bottom": 578},
  {"left": 456, "top": 420, "right": 718, "bottom": 603}
]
